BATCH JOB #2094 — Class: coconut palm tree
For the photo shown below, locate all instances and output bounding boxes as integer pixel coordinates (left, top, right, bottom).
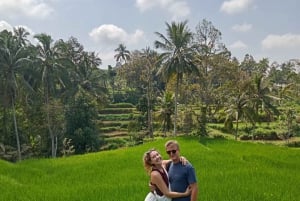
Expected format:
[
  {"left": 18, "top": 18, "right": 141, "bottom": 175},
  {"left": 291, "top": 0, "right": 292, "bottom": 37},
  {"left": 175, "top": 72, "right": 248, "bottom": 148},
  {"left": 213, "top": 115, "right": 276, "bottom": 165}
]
[
  {"left": 251, "top": 73, "right": 280, "bottom": 121},
  {"left": 114, "top": 43, "right": 130, "bottom": 65},
  {"left": 0, "top": 30, "right": 31, "bottom": 161},
  {"left": 34, "top": 33, "right": 67, "bottom": 158},
  {"left": 57, "top": 37, "right": 108, "bottom": 103},
  {"left": 154, "top": 20, "right": 198, "bottom": 135},
  {"left": 13, "top": 27, "right": 30, "bottom": 47},
  {"left": 157, "top": 91, "right": 175, "bottom": 137}
]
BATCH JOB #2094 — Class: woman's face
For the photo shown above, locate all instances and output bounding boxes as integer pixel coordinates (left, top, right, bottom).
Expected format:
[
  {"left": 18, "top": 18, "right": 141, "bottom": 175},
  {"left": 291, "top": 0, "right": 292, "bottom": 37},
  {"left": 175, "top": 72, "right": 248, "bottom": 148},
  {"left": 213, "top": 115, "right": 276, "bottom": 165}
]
[{"left": 150, "top": 150, "right": 162, "bottom": 166}]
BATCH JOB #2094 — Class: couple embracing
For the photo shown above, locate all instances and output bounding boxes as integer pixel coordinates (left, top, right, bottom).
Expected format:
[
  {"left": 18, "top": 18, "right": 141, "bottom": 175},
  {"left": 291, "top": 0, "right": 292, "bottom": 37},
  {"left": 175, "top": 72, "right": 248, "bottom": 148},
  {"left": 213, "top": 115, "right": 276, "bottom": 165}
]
[{"left": 143, "top": 140, "right": 198, "bottom": 201}]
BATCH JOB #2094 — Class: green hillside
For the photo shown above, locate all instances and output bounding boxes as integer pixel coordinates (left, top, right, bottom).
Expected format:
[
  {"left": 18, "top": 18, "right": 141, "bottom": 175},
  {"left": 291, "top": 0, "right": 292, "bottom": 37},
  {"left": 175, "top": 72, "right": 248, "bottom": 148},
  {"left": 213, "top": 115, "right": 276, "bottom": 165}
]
[{"left": 0, "top": 137, "right": 299, "bottom": 201}]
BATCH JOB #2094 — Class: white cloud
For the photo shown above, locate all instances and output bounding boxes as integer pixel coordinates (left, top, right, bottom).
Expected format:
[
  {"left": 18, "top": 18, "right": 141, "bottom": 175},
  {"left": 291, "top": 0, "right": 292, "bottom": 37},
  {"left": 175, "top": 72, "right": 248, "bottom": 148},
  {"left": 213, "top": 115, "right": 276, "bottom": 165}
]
[
  {"left": 0, "top": 20, "right": 13, "bottom": 32},
  {"left": 232, "top": 23, "right": 252, "bottom": 32},
  {"left": 262, "top": 33, "right": 300, "bottom": 49},
  {"left": 136, "top": 0, "right": 173, "bottom": 11},
  {"left": 168, "top": 1, "right": 190, "bottom": 20},
  {"left": 135, "top": 0, "right": 190, "bottom": 20},
  {"left": 220, "top": 0, "right": 253, "bottom": 14},
  {"left": 229, "top": 40, "right": 248, "bottom": 49},
  {"left": 98, "top": 51, "right": 116, "bottom": 68},
  {"left": 0, "top": 21, "right": 34, "bottom": 35},
  {"left": 89, "top": 24, "right": 145, "bottom": 47},
  {"left": 0, "top": 21, "right": 37, "bottom": 44},
  {"left": 0, "top": 0, "right": 54, "bottom": 18}
]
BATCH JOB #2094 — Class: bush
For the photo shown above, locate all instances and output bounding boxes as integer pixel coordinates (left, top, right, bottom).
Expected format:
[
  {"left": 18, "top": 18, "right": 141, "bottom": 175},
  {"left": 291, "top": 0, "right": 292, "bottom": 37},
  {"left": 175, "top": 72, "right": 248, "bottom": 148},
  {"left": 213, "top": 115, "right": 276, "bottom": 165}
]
[
  {"left": 239, "top": 128, "right": 280, "bottom": 141},
  {"left": 107, "top": 103, "right": 135, "bottom": 108},
  {"left": 99, "top": 108, "right": 134, "bottom": 114},
  {"left": 286, "top": 141, "right": 300, "bottom": 147}
]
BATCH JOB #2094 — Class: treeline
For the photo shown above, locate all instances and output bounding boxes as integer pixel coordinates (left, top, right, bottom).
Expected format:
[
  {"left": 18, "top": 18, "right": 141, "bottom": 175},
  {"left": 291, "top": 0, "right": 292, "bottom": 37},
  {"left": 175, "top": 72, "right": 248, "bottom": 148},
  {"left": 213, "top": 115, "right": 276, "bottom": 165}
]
[{"left": 1, "top": 19, "right": 300, "bottom": 162}]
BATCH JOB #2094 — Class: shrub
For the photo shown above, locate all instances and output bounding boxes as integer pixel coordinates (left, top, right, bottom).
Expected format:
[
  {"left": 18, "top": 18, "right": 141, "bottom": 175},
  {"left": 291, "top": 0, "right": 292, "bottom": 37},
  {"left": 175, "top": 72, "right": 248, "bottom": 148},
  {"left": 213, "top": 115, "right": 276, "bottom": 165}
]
[
  {"left": 99, "top": 108, "right": 134, "bottom": 114},
  {"left": 107, "top": 103, "right": 135, "bottom": 108},
  {"left": 286, "top": 141, "right": 300, "bottom": 147}
]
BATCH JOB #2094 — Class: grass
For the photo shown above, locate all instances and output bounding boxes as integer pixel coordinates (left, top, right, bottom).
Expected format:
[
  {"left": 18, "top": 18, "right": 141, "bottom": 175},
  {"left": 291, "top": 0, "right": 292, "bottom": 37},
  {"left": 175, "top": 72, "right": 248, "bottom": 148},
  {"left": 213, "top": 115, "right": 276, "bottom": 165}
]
[{"left": 0, "top": 136, "right": 299, "bottom": 201}]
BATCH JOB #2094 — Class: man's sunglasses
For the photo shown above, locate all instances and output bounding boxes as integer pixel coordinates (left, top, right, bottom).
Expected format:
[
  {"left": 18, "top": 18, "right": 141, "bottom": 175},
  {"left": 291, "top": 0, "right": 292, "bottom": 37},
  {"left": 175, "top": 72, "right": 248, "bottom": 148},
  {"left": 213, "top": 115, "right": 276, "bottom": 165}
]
[{"left": 166, "top": 150, "right": 177, "bottom": 155}]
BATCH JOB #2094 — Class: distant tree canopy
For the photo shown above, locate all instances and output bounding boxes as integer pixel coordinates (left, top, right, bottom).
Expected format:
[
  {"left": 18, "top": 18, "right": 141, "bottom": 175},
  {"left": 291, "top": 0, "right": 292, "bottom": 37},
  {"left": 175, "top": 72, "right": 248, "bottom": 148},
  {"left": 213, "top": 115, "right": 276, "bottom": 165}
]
[{"left": 0, "top": 19, "right": 300, "bottom": 161}]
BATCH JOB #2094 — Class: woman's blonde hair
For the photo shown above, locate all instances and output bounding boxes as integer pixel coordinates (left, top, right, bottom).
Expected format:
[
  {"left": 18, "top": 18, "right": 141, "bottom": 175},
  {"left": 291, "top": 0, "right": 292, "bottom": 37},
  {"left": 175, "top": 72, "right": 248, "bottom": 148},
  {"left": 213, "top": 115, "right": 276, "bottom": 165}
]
[{"left": 143, "top": 148, "right": 156, "bottom": 175}]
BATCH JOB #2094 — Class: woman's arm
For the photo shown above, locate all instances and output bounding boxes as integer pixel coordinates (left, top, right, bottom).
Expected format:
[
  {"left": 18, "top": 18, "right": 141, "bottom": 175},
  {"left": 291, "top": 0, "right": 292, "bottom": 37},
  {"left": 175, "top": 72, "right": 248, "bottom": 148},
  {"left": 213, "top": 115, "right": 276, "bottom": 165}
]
[
  {"left": 151, "top": 171, "right": 190, "bottom": 198},
  {"left": 162, "top": 156, "right": 188, "bottom": 169}
]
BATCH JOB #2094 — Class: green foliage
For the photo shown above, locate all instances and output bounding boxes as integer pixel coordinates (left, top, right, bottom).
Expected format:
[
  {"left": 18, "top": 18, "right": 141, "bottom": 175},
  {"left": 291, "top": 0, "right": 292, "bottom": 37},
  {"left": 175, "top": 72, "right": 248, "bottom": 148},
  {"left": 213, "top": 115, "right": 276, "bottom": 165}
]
[
  {"left": 113, "top": 90, "right": 140, "bottom": 105},
  {"left": 107, "top": 103, "right": 135, "bottom": 108},
  {"left": 98, "top": 113, "right": 134, "bottom": 121},
  {"left": 197, "top": 106, "right": 208, "bottom": 136},
  {"left": 0, "top": 137, "right": 299, "bottom": 201},
  {"left": 182, "top": 109, "right": 193, "bottom": 133},
  {"left": 99, "top": 127, "right": 119, "bottom": 133},
  {"left": 99, "top": 108, "right": 134, "bottom": 114},
  {"left": 100, "top": 137, "right": 128, "bottom": 150},
  {"left": 65, "top": 96, "right": 102, "bottom": 154}
]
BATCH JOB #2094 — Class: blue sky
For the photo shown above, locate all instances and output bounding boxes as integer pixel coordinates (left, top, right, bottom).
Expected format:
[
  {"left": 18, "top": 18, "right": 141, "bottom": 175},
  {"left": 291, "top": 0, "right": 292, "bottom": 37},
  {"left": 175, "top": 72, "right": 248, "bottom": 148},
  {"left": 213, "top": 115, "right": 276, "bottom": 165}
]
[{"left": 0, "top": 0, "right": 299, "bottom": 69}]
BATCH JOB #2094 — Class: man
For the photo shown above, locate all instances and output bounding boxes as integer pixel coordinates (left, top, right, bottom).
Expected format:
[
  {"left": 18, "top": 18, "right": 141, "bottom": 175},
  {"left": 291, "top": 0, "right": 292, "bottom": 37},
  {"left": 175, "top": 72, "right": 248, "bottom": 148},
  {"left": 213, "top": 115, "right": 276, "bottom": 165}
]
[{"left": 165, "top": 140, "right": 198, "bottom": 201}]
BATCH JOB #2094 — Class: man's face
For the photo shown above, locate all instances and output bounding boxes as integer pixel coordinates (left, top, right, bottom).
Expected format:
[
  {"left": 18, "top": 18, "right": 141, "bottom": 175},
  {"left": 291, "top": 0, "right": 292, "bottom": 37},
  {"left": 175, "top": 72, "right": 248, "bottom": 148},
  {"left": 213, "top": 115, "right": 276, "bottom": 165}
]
[{"left": 166, "top": 144, "right": 180, "bottom": 162}]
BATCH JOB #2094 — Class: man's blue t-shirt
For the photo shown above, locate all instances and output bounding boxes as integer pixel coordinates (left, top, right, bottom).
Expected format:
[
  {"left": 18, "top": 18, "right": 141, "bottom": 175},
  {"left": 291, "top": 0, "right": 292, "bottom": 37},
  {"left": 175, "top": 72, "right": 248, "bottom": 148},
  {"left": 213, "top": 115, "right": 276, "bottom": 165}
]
[{"left": 168, "top": 162, "right": 197, "bottom": 201}]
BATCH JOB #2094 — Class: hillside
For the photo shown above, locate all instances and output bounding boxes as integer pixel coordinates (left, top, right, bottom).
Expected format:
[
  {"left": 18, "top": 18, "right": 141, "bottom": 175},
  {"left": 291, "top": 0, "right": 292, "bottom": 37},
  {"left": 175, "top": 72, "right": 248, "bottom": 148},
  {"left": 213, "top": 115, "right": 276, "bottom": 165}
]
[
  {"left": 97, "top": 103, "right": 139, "bottom": 149},
  {"left": 0, "top": 137, "right": 299, "bottom": 201}
]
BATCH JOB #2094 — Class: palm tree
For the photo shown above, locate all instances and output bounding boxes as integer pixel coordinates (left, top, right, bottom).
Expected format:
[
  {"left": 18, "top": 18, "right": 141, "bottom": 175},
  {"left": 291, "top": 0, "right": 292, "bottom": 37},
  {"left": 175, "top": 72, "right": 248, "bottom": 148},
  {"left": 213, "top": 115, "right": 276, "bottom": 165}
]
[
  {"left": 157, "top": 91, "right": 175, "bottom": 136},
  {"left": 58, "top": 37, "right": 108, "bottom": 103},
  {"left": 114, "top": 43, "right": 130, "bottom": 65},
  {"left": 226, "top": 91, "right": 254, "bottom": 140},
  {"left": 0, "top": 30, "right": 31, "bottom": 161},
  {"left": 140, "top": 47, "right": 159, "bottom": 138},
  {"left": 13, "top": 27, "right": 30, "bottom": 47},
  {"left": 34, "top": 33, "right": 67, "bottom": 158},
  {"left": 252, "top": 74, "right": 280, "bottom": 121},
  {"left": 225, "top": 72, "right": 257, "bottom": 140},
  {"left": 154, "top": 20, "right": 198, "bottom": 135}
]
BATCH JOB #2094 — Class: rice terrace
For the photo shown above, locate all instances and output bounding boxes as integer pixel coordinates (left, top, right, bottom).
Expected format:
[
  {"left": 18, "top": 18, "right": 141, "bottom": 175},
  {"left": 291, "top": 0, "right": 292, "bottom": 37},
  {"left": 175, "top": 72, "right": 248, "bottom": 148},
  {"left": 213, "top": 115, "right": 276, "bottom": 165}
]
[
  {"left": 1, "top": 2, "right": 300, "bottom": 201},
  {"left": 0, "top": 137, "right": 299, "bottom": 201}
]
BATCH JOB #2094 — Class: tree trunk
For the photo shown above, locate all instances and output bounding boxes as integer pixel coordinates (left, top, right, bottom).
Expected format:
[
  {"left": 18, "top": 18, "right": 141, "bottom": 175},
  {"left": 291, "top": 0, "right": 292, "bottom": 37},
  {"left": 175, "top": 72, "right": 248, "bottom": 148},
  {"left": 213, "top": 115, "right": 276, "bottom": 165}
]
[
  {"left": 147, "top": 70, "right": 153, "bottom": 138},
  {"left": 173, "top": 76, "right": 179, "bottom": 136},
  {"left": 12, "top": 100, "right": 21, "bottom": 161},
  {"left": 235, "top": 111, "right": 239, "bottom": 140},
  {"left": 45, "top": 91, "right": 56, "bottom": 158}
]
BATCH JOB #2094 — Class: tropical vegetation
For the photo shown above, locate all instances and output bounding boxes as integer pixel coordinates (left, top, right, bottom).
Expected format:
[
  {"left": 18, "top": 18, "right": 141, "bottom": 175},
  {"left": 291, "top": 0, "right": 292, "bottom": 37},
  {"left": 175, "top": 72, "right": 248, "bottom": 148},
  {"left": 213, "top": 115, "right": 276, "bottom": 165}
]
[{"left": 0, "top": 19, "right": 300, "bottom": 162}]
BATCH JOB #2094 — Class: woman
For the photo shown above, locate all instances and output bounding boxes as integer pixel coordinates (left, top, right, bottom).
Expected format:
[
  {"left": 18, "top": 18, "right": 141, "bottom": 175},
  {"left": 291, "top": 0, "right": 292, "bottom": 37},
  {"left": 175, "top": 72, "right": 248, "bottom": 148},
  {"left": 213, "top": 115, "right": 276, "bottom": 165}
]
[{"left": 143, "top": 148, "right": 190, "bottom": 201}]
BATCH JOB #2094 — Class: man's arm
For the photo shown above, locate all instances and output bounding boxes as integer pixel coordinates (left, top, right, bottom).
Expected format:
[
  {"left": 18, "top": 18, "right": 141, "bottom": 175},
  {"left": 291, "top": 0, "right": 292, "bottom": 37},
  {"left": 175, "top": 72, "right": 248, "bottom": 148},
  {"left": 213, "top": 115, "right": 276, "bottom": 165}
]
[{"left": 189, "top": 183, "right": 198, "bottom": 201}]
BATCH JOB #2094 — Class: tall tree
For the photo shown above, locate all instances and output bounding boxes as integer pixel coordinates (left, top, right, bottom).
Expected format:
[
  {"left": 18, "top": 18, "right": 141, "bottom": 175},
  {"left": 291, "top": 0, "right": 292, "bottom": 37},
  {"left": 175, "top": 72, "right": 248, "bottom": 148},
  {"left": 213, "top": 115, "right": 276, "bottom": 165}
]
[
  {"left": 107, "top": 65, "right": 116, "bottom": 102},
  {"left": 13, "top": 27, "right": 30, "bottom": 47},
  {"left": 154, "top": 20, "right": 198, "bottom": 136},
  {"left": 0, "top": 30, "right": 31, "bottom": 161},
  {"left": 157, "top": 91, "right": 175, "bottom": 136},
  {"left": 193, "top": 19, "right": 229, "bottom": 136},
  {"left": 58, "top": 37, "right": 108, "bottom": 104},
  {"left": 34, "top": 33, "right": 67, "bottom": 158},
  {"left": 114, "top": 43, "right": 130, "bottom": 65},
  {"left": 140, "top": 47, "right": 160, "bottom": 138},
  {"left": 251, "top": 73, "right": 279, "bottom": 120},
  {"left": 224, "top": 64, "right": 257, "bottom": 140}
]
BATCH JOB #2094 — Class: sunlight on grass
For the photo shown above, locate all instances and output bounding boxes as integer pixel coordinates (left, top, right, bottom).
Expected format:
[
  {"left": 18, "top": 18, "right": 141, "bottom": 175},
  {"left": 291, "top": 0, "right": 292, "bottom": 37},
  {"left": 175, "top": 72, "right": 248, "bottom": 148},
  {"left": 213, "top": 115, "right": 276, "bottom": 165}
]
[{"left": 0, "top": 137, "right": 299, "bottom": 201}]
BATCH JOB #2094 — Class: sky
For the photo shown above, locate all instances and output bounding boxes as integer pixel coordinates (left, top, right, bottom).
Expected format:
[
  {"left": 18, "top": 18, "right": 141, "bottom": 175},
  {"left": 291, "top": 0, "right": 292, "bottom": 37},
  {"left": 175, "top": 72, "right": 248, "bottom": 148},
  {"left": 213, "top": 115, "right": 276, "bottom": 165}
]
[{"left": 0, "top": 0, "right": 300, "bottom": 69}]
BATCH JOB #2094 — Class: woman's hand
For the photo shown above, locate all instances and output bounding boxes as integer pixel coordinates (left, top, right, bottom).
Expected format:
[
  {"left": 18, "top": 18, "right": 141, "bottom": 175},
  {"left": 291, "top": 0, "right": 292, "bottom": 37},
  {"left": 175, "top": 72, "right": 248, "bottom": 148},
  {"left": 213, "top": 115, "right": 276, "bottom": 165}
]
[
  {"left": 184, "top": 186, "right": 192, "bottom": 196},
  {"left": 180, "top": 156, "right": 189, "bottom": 165},
  {"left": 149, "top": 182, "right": 155, "bottom": 192}
]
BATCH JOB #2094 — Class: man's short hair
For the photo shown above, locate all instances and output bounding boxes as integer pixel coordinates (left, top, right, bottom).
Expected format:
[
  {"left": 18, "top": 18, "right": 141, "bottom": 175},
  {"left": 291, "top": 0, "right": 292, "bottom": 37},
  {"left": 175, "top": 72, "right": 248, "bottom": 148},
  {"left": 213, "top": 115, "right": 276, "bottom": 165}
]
[{"left": 165, "top": 140, "right": 180, "bottom": 150}]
